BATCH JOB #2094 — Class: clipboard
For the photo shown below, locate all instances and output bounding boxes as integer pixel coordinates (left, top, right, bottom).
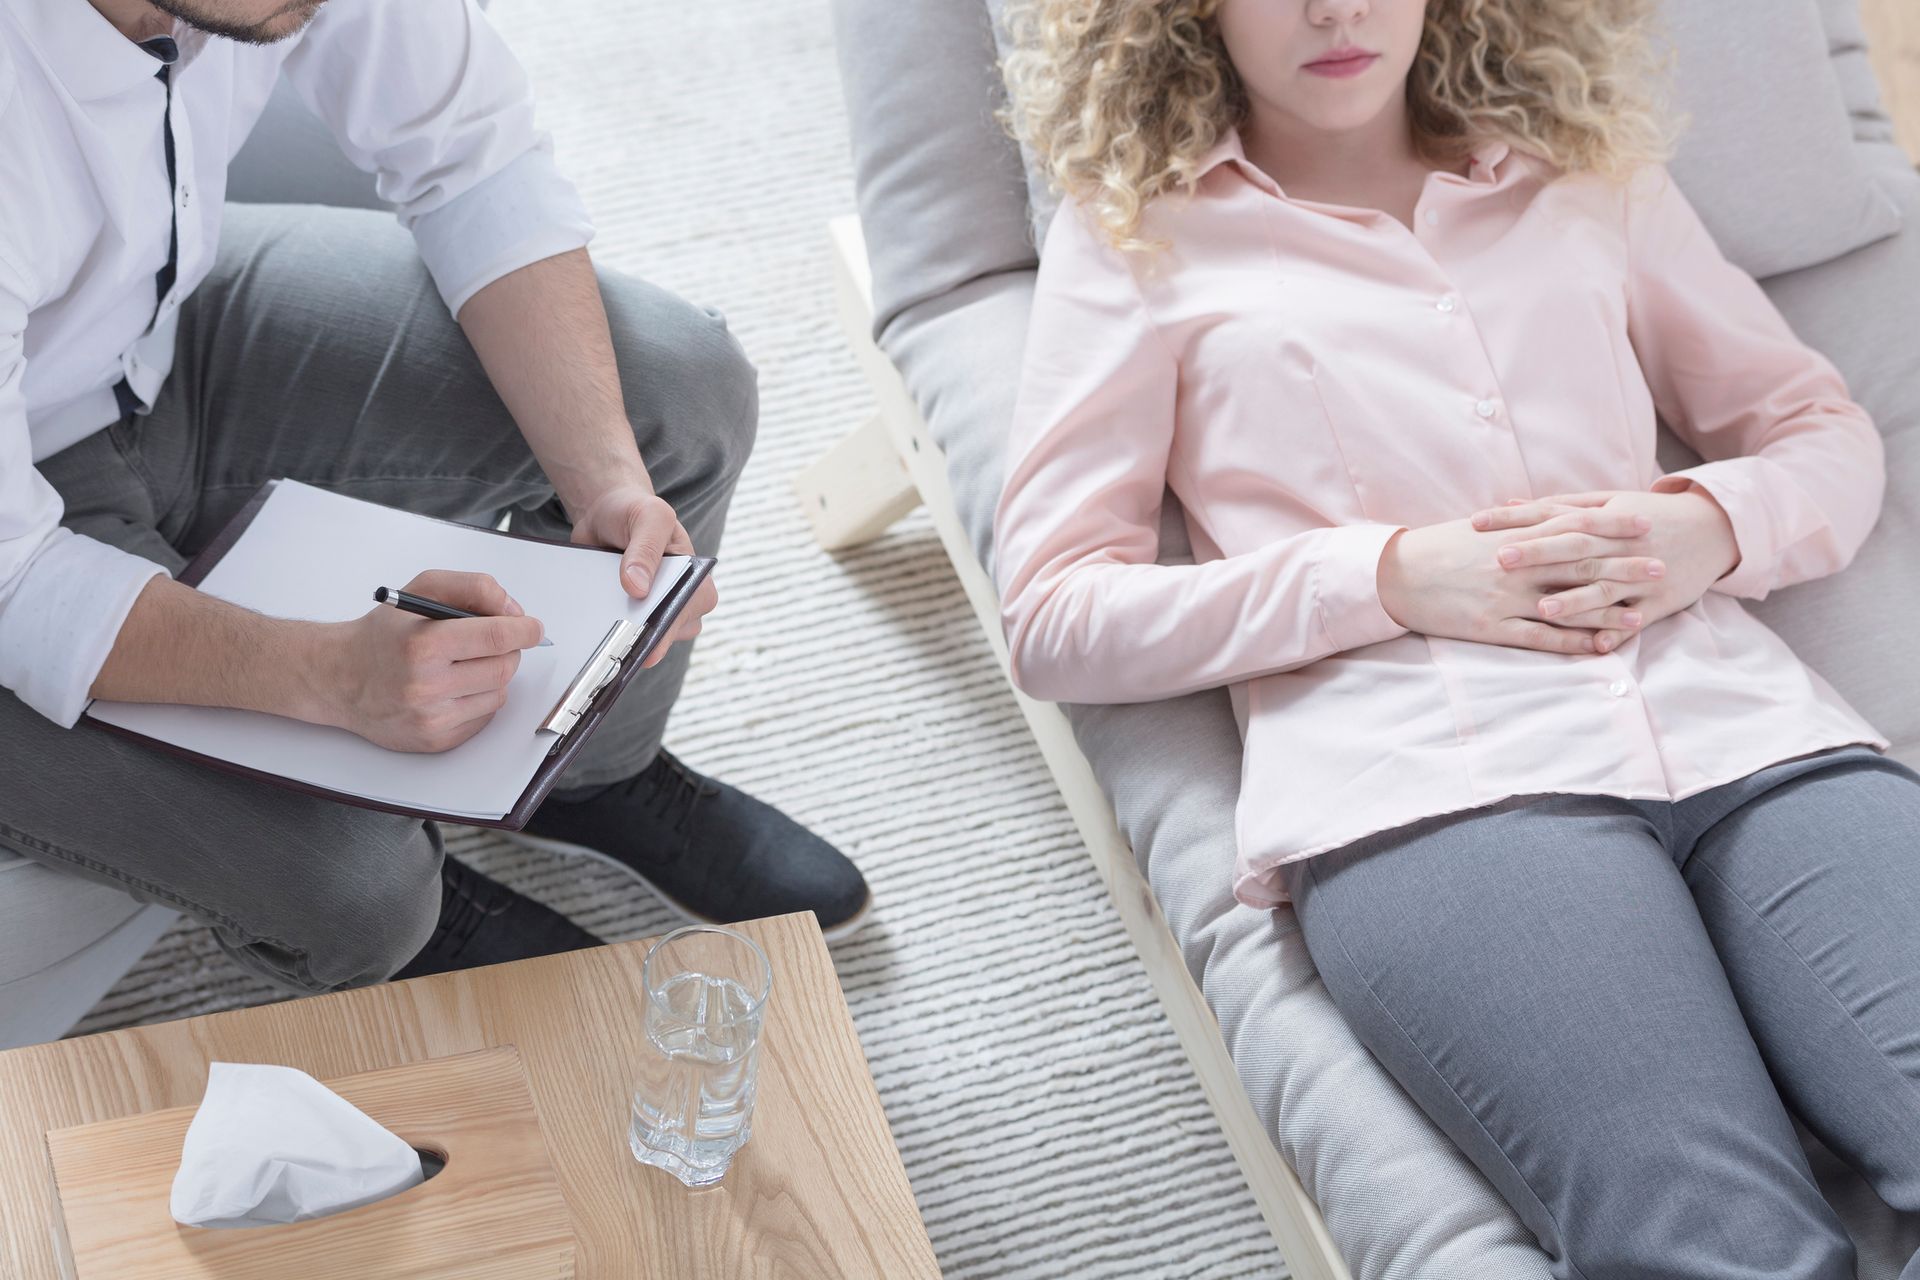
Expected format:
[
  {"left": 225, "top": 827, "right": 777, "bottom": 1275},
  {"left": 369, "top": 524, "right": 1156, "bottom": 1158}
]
[{"left": 84, "top": 481, "right": 715, "bottom": 830}]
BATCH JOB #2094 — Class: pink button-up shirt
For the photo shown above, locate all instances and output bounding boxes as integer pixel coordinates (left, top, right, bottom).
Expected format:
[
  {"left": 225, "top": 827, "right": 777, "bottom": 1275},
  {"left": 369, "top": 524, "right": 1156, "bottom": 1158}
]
[{"left": 994, "top": 132, "right": 1888, "bottom": 908}]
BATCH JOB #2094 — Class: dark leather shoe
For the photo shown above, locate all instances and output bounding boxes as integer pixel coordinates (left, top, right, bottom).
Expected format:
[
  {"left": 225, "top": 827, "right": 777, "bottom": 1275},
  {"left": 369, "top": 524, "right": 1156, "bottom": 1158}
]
[
  {"left": 516, "top": 750, "right": 872, "bottom": 939},
  {"left": 391, "top": 855, "right": 602, "bottom": 980}
]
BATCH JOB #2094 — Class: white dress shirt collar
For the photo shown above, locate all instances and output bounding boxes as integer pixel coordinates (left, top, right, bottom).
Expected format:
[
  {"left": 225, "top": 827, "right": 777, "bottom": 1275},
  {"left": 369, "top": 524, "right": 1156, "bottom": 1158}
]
[{"left": 8, "top": 0, "right": 183, "bottom": 100}]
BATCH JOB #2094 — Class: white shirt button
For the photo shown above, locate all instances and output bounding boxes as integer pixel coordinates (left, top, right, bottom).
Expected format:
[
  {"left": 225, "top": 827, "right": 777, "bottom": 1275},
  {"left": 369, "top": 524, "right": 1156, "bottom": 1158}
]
[
  {"left": 1474, "top": 399, "right": 1496, "bottom": 419},
  {"left": 1436, "top": 295, "right": 1457, "bottom": 313},
  {"left": 1423, "top": 209, "right": 1440, "bottom": 227},
  {"left": 1609, "top": 679, "right": 1631, "bottom": 698}
]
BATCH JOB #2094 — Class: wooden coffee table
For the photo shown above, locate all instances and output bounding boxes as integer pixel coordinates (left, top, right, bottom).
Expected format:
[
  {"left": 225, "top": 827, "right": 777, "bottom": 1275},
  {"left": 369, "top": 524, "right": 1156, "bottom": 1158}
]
[{"left": 0, "top": 911, "right": 940, "bottom": 1279}]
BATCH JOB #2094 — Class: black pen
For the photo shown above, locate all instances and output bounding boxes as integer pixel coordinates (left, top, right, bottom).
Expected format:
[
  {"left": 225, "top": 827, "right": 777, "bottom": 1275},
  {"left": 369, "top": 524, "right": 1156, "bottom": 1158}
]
[{"left": 373, "top": 586, "right": 553, "bottom": 646}]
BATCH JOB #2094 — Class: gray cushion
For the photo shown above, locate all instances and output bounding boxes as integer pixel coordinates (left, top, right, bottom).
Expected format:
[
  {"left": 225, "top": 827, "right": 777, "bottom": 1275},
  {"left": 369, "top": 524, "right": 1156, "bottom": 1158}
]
[
  {"left": 0, "top": 851, "right": 178, "bottom": 1048},
  {"left": 834, "top": 0, "right": 1036, "bottom": 341},
  {"left": 980, "top": 0, "right": 1059, "bottom": 252},
  {"left": 1662, "top": 0, "right": 1902, "bottom": 276},
  {"left": 1818, "top": 0, "right": 1905, "bottom": 146},
  {"left": 839, "top": 0, "right": 1920, "bottom": 1274},
  {"left": 1749, "top": 160, "right": 1920, "bottom": 759}
]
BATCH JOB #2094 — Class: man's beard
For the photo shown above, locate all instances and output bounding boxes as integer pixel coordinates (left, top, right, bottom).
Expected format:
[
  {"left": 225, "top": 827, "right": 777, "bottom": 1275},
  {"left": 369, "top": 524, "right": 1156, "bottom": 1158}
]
[{"left": 144, "top": 0, "right": 328, "bottom": 45}]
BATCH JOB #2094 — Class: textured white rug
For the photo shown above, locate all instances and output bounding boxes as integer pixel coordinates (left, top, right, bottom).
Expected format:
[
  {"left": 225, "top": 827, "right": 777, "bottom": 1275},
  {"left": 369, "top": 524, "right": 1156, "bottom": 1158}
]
[{"left": 76, "top": 2, "right": 1287, "bottom": 1275}]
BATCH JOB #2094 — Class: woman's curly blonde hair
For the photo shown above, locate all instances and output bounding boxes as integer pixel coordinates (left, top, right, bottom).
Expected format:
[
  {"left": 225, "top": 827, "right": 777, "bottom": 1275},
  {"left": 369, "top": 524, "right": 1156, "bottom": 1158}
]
[{"left": 1000, "top": 0, "right": 1675, "bottom": 249}]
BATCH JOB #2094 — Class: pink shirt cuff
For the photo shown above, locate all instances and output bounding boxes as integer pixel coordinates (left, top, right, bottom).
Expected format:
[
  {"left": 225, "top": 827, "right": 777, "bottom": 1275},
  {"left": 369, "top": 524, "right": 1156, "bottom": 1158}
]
[
  {"left": 1314, "top": 523, "right": 1409, "bottom": 652},
  {"left": 1652, "top": 462, "right": 1775, "bottom": 599}
]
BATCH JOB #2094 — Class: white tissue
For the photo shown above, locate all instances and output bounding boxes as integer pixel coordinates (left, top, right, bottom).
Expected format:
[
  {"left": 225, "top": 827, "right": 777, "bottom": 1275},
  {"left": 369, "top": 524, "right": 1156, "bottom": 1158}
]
[{"left": 169, "top": 1062, "right": 425, "bottom": 1228}]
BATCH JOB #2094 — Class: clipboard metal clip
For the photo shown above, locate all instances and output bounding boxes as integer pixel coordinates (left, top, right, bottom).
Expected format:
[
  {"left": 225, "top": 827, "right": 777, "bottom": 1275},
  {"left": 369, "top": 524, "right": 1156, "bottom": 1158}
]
[{"left": 540, "top": 619, "right": 645, "bottom": 738}]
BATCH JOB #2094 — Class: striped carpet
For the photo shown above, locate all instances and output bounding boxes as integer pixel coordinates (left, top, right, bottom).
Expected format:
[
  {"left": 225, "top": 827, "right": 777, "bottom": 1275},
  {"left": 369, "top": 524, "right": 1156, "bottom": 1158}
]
[{"left": 75, "top": 2, "right": 1287, "bottom": 1275}]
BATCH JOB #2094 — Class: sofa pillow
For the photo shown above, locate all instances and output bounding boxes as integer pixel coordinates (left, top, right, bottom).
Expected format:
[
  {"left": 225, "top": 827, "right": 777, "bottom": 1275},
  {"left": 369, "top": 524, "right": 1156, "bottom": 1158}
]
[
  {"left": 1815, "top": 0, "right": 1903, "bottom": 145},
  {"left": 982, "top": 0, "right": 1061, "bottom": 248},
  {"left": 987, "top": 0, "right": 1902, "bottom": 278},
  {"left": 1663, "top": 0, "right": 1902, "bottom": 277},
  {"left": 834, "top": 0, "right": 1037, "bottom": 341}
]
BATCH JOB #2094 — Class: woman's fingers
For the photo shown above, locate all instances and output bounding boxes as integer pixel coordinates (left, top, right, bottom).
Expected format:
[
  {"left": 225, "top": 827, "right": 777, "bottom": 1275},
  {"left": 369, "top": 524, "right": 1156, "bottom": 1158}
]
[
  {"left": 1472, "top": 492, "right": 1620, "bottom": 531},
  {"left": 1497, "top": 618, "right": 1598, "bottom": 655},
  {"left": 1497, "top": 532, "right": 1659, "bottom": 571},
  {"left": 1537, "top": 507, "right": 1653, "bottom": 541},
  {"left": 1537, "top": 565, "right": 1662, "bottom": 618},
  {"left": 1552, "top": 604, "right": 1644, "bottom": 632},
  {"left": 1555, "top": 606, "right": 1645, "bottom": 654},
  {"left": 1501, "top": 613, "right": 1647, "bottom": 656},
  {"left": 1473, "top": 500, "right": 1569, "bottom": 531}
]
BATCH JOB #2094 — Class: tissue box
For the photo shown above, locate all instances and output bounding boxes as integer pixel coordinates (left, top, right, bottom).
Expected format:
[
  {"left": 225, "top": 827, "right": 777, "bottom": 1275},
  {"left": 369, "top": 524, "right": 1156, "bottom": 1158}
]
[{"left": 43, "top": 1047, "right": 576, "bottom": 1279}]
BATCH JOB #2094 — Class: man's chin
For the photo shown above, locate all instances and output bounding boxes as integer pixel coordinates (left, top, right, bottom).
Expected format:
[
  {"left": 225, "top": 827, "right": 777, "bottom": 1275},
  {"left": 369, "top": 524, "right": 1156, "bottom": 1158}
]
[
  {"left": 255, "top": 1, "right": 327, "bottom": 42},
  {"left": 151, "top": 0, "right": 328, "bottom": 45}
]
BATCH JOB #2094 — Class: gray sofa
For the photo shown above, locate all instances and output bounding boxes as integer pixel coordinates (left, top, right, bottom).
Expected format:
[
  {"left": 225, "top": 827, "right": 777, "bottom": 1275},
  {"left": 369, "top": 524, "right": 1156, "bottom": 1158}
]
[
  {"left": 0, "top": 82, "right": 387, "bottom": 1050},
  {"left": 832, "top": 0, "right": 1920, "bottom": 1273}
]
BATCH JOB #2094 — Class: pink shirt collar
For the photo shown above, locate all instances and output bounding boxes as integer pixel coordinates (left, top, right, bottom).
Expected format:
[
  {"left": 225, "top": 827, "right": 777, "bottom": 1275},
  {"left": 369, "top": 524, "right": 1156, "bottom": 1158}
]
[{"left": 1194, "top": 128, "right": 1515, "bottom": 199}]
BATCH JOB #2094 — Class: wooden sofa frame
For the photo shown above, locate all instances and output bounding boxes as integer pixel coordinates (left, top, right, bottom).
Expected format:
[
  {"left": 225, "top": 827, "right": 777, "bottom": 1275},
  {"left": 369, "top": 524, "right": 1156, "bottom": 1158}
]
[{"left": 797, "top": 217, "right": 1353, "bottom": 1280}]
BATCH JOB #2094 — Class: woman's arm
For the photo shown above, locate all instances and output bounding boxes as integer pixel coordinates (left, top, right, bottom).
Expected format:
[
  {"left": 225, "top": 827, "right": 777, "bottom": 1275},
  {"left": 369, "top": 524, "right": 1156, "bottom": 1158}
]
[
  {"left": 993, "top": 206, "right": 1408, "bottom": 705},
  {"left": 1624, "top": 167, "right": 1886, "bottom": 601}
]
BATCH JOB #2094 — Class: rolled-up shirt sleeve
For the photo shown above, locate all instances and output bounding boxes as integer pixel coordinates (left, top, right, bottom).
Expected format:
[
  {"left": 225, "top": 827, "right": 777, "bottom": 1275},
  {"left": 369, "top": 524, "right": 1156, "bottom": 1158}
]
[
  {"left": 0, "top": 256, "right": 165, "bottom": 727},
  {"left": 993, "top": 204, "right": 1407, "bottom": 706},
  {"left": 281, "top": 0, "right": 595, "bottom": 315},
  {"left": 1625, "top": 166, "right": 1886, "bottom": 601}
]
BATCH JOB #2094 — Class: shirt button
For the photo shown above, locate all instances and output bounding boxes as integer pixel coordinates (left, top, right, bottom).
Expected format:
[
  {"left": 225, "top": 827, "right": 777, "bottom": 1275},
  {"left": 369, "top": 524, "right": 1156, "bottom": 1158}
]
[
  {"left": 1436, "top": 294, "right": 1457, "bottom": 313},
  {"left": 1474, "top": 399, "right": 1497, "bottom": 418},
  {"left": 1609, "top": 679, "right": 1631, "bottom": 698},
  {"left": 1423, "top": 209, "right": 1440, "bottom": 227}
]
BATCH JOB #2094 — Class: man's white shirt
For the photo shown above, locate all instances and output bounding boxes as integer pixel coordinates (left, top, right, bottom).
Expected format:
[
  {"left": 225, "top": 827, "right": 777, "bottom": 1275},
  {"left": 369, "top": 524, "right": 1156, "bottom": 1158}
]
[{"left": 0, "top": 0, "right": 593, "bottom": 726}]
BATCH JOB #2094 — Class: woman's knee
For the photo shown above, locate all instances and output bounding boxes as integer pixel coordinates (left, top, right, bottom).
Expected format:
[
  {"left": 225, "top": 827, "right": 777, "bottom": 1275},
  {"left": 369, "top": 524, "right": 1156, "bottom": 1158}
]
[{"left": 598, "top": 270, "right": 759, "bottom": 495}]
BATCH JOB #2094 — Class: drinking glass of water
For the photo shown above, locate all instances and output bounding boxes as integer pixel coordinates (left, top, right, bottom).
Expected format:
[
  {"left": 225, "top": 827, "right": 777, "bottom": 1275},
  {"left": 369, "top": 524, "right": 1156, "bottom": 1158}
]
[{"left": 629, "top": 925, "right": 772, "bottom": 1187}]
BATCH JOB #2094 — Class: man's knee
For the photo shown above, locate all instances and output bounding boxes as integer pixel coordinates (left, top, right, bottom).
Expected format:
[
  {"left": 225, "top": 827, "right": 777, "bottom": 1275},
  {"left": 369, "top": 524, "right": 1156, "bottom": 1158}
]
[
  {"left": 250, "top": 814, "right": 441, "bottom": 992},
  {"left": 599, "top": 270, "right": 759, "bottom": 494}
]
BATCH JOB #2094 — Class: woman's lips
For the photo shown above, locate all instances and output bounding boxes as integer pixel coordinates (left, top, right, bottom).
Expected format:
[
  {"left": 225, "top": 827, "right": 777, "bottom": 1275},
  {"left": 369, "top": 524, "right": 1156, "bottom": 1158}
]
[{"left": 1304, "top": 51, "right": 1380, "bottom": 78}]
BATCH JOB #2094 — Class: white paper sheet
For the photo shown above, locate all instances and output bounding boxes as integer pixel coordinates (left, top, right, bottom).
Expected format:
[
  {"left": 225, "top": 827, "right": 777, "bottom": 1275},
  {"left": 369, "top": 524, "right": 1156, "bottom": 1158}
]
[{"left": 87, "top": 481, "right": 692, "bottom": 820}]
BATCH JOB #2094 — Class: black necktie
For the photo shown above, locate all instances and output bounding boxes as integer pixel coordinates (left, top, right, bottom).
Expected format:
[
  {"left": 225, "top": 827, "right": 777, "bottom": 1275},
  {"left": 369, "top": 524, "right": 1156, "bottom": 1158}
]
[{"left": 114, "top": 36, "right": 182, "bottom": 419}]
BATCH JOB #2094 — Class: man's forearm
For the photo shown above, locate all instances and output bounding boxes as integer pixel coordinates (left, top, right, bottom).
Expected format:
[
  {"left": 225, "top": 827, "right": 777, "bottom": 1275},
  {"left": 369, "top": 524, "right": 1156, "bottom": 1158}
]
[
  {"left": 89, "top": 576, "right": 331, "bottom": 719},
  {"left": 457, "top": 248, "right": 646, "bottom": 520},
  {"left": 90, "top": 252, "right": 648, "bottom": 720}
]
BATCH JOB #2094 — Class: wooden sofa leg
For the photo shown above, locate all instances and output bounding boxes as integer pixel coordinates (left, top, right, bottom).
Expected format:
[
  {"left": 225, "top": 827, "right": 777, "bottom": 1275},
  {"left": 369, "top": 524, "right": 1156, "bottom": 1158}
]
[{"left": 793, "top": 412, "right": 923, "bottom": 549}]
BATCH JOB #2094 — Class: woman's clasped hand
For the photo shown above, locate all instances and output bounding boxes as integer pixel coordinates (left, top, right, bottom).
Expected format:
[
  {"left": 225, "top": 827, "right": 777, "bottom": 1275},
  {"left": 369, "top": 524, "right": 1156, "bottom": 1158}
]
[{"left": 1377, "top": 487, "right": 1741, "bottom": 655}]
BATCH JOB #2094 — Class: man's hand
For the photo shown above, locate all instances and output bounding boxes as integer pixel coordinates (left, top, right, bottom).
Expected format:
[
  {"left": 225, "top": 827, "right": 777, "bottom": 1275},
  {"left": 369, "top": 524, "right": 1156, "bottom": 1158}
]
[
  {"left": 1378, "top": 506, "right": 1662, "bottom": 655},
  {"left": 455, "top": 250, "right": 723, "bottom": 673},
  {"left": 313, "top": 570, "right": 546, "bottom": 752},
  {"left": 1472, "top": 488, "right": 1739, "bottom": 648},
  {"left": 571, "top": 482, "right": 719, "bottom": 669}
]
